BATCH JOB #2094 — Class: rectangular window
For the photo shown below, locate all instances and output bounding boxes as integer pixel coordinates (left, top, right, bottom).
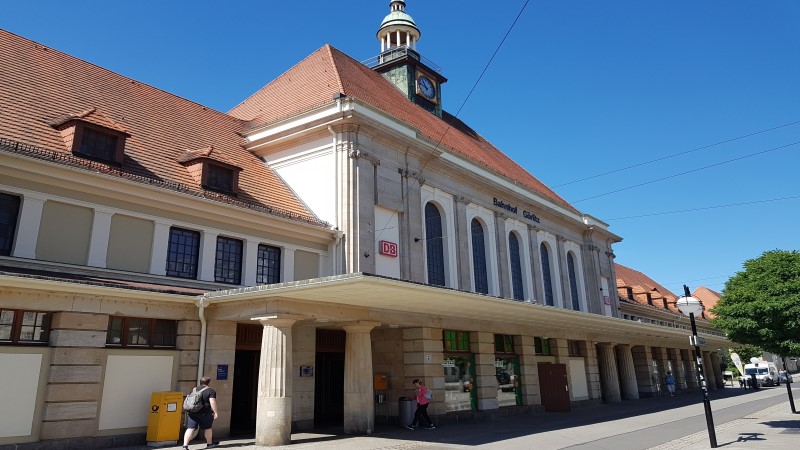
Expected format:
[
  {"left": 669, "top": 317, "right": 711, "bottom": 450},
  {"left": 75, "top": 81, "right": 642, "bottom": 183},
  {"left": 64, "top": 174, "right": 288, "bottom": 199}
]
[
  {"left": 205, "top": 163, "right": 235, "bottom": 193},
  {"left": 568, "top": 340, "right": 583, "bottom": 357},
  {"left": 256, "top": 244, "right": 281, "bottom": 284},
  {"left": 494, "top": 334, "right": 514, "bottom": 353},
  {"left": 106, "top": 316, "right": 176, "bottom": 348},
  {"left": 0, "top": 193, "right": 21, "bottom": 256},
  {"left": 166, "top": 227, "right": 200, "bottom": 279},
  {"left": 78, "top": 127, "right": 118, "bottom": 162},
  {"left": 215, "top": 236, "right": 243, "bottom": 284},
  {"left": 443, "top": 330, "right": 470, "bottom": 352},
  {"left": 534, "top": 337, "right": 550, "bottom": 355},
  {"left": 0, "top": 309, "right": 50, "bottom": 345}
]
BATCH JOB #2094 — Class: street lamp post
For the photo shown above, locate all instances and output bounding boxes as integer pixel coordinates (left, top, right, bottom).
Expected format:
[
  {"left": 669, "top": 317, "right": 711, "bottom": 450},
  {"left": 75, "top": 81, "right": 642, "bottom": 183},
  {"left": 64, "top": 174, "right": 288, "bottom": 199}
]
[{"left": 676, "top": 285, "right": 718, "bottom": 448}]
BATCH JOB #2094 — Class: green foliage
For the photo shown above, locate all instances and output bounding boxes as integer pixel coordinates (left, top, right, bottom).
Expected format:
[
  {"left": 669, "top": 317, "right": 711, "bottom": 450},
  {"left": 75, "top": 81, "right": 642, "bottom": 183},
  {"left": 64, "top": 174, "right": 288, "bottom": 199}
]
[
  {"left": 711, "top": 250, "right": 800, "bottom": 357},
  {"left": 730, "top": 345, "right": 763, "bottom": 362}
]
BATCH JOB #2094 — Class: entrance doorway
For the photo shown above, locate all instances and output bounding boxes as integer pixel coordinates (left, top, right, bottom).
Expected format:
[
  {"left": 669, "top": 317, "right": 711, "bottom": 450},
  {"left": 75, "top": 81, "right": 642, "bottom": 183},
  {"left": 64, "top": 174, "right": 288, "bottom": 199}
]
[
  {"left": 537, "top": 362, "right": 571, "bottom": 412},
  {"left": 314, "top": 329, "right": 345, "bottom": 427},
  {"left": 230, "top": 324, "right": 262, "bottom": 435}
]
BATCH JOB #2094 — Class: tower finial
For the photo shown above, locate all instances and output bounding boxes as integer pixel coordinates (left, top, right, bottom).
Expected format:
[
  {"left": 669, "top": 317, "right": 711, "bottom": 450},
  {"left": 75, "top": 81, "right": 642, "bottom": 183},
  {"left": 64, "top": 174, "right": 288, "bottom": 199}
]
[{"left": 377, "top": 0, "right": 420, "bottom": 52}]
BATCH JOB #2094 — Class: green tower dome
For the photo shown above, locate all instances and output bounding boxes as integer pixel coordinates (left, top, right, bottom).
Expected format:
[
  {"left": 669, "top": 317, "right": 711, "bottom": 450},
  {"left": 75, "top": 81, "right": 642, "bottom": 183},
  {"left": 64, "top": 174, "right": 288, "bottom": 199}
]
[{"left": 376, "top": 0, "right": 421, "bottom": 44}]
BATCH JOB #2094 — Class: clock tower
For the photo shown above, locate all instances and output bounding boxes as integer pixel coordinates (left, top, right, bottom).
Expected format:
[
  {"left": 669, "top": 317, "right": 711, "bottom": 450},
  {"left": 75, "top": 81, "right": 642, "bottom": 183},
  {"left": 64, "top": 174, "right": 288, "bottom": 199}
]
[{"left": 372, "top": 0, "right": 447, "bottom": 117}]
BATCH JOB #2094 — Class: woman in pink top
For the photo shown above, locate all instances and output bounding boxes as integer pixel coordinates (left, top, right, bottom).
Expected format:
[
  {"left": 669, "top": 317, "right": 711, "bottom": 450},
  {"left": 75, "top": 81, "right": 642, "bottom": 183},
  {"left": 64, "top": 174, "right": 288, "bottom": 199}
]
[{"left": 405, "top": 379, "right": 436, "bottom": 430}]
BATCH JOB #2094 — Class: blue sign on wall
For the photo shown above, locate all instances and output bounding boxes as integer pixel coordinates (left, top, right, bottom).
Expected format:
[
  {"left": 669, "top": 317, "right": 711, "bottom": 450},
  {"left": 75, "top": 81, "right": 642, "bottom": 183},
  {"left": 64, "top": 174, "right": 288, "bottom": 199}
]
[{"left": 217, "top": 364, "right": 228, "bottom": 380}]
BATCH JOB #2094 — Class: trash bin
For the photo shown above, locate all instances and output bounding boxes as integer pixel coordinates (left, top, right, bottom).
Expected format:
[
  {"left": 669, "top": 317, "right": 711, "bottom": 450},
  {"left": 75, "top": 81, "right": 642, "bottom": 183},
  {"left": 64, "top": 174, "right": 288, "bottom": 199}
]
[
  {"left": 398, "top": 397, "right": 415, "bottom": 427},
  {"left": 147, "top": 391, "right": 184, "bottom": 444}
]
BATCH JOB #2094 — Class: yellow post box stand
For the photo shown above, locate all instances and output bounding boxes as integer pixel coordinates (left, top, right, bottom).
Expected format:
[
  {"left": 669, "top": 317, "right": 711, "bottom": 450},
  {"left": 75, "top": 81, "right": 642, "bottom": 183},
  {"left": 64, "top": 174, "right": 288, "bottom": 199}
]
[{"left": 146, "top": 391, "right": 184, "bottom": 446}]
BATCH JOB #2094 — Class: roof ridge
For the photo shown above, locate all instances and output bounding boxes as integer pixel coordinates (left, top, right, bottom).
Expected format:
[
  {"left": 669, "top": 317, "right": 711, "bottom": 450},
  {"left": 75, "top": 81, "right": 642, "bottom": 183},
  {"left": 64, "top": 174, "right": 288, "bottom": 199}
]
[
  {"left": 227, "top": 45, "right": 333, "bottom": 118},
  {"left": 323, "top": 45, "right": 347, "bottom": 96}
]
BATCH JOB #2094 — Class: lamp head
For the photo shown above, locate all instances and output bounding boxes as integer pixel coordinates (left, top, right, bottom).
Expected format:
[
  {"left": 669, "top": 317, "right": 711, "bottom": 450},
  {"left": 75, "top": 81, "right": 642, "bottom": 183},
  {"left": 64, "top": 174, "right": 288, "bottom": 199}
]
[{"left": 675, "top": 295, "right": 704, "bottom": 316}]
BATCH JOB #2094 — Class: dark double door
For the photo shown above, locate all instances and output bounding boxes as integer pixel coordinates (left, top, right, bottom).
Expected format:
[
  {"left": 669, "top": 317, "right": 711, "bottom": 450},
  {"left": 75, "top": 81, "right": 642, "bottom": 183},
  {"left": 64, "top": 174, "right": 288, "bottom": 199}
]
[{"left": 314, "top": 329, "right": 346, "bottom": 427}]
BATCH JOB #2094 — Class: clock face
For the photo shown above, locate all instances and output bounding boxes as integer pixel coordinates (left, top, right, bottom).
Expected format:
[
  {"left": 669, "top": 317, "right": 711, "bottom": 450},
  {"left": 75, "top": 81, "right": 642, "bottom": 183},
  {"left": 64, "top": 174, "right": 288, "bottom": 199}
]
[{"left": 418, "top": 75, "right": 436, "bottom": 100}]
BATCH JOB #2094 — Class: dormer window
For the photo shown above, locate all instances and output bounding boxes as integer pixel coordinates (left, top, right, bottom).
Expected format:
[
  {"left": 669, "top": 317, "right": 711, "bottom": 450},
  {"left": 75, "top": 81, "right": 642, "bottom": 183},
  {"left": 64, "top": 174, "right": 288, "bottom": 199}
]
[
  {"left": 205, "top": 162, "right": 236, "bottom": 193},
  {"left": 50, "top": 108, "right": 128, "bottom": 165},
  {"left": 77, "top": 126, "right": 121, "bottom": 163},
  {"left": 178, "top": 147, "right": 242, "bottom": 195}
]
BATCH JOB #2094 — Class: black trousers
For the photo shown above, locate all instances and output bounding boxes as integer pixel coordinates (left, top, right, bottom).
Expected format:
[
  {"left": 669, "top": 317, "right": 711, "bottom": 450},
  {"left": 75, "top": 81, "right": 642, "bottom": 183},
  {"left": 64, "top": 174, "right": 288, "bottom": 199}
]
[{"left": 411, "top": 403, "right": 432, "bottom": 427}]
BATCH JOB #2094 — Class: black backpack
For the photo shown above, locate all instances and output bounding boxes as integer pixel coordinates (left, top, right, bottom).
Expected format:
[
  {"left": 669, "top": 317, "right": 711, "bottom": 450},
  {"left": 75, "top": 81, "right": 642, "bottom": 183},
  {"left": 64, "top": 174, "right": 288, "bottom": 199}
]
[{"left": 183, "top": 386, "right": 208, "bottom": 413}]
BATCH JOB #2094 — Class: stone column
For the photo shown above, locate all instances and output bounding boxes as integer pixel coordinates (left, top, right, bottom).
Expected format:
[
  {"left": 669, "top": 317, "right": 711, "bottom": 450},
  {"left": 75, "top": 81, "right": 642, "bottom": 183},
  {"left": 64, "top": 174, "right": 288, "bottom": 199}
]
[
  {"left": 632, "top": 345, "right": 658, "bottom": 397},
  {"left": 683, "top": 349, "right": 698, "bottom": 389},
  {"left": 253, "top": 315, "right": 301, "bottom": 447},
  {"left": 711, "top": 352, "right": 725, "bottom": 388},
  {"left": 454, "top": 197, "right": 471, "bottom": 290},
  {"left": 41, "top": 312, "right": 108, "bottom": 440},
  {"left": 343, "top": 323, "right": 377, "bottom": 435},
  {"left": 515, "top": 335, "right": 540, "bottom": 406},
  {"left": 494, "top": 214, "right": 510, "bottom": 299},
  {"left": 596, "top": 343, "right": 621, "bottom": 403},
  {"left": 471, "top": 331, "right": 499, "bottom": 410},
  {"left": 615, "top": 344, "right": 639, "bottom": 400},
  {"left": 584, "top": 341, "right": 602, "bottom": 401},
  {"left": 702, "top": 351, "right": 717, "bottom": 390},
  {"left": 403, "top": 327, "right": 444, "bottom": 414}
]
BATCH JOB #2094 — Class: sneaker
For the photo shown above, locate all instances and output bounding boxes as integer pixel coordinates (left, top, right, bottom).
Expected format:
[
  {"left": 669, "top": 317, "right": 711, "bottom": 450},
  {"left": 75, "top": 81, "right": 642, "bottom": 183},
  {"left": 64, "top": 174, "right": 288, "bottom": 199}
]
[
  {"left": 404, "top": 425, "right": 415, "bottom": 430},
  {"left": 182, "top": 447, "right": 189, "bottom": 450},
  {"left": 206, "top": 443, "right": 219, "bottom": 449},
  {"left": 427, "top": 424, "right": 436, "bottom": 429}
]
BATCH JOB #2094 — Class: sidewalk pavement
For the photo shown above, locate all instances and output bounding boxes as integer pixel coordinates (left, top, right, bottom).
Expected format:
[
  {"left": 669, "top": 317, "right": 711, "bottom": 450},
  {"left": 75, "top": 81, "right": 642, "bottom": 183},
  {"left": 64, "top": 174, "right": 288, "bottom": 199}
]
[
  {"left": 128, "top": 381, "right": 799, "bottom": 450},
  {"left": 650, "top": 400, "right": 799, "bottom": 450}
]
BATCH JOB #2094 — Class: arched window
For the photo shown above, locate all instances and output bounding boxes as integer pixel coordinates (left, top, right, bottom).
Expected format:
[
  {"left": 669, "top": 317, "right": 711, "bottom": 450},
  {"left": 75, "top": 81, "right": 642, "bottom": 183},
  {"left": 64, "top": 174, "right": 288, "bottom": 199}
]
[
  {"left": 471, "top": 218, "right": 488, "bottom": 294},
  {"left": 568, "top": 252, "right": 580, "bottom": 311},
  {"left": 425, "top": 203, "right": 446, "bottom": 286},
  {"left": 508, "top": 233, "right": 524, "bottom": 300},
  {"left": 540, "top": 243, "right": 554, "bottom": 306}
]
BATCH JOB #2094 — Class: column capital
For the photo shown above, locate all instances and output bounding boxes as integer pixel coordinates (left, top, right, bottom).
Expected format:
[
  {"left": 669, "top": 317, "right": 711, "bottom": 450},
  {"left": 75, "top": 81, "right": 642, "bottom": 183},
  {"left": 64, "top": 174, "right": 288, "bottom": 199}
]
[
  {"left": 251, "top": 314, "right": 306, "bottom": 328},
  {"left": 342, "top": 321, "right": 381, "bottom": 333}
]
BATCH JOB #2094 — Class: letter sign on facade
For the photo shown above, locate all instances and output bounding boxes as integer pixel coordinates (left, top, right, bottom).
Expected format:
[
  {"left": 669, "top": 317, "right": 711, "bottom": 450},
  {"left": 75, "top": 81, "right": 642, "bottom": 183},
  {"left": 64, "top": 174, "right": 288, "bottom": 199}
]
[{"left": 379, "top": 240, "right": 398, "bottom": 257}]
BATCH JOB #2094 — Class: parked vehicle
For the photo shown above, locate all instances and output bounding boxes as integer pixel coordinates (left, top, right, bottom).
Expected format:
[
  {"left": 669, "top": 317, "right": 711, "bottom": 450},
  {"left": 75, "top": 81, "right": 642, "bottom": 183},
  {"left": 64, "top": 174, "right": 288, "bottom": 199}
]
[{"left": 744, "top": 362, "right": 780, "bottom": 387}]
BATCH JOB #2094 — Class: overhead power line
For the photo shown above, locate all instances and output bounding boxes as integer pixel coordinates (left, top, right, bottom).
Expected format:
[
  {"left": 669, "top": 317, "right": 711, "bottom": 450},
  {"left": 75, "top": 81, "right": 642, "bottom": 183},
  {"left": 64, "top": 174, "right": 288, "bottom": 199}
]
[
  {"left": 368, "top": 0, "right": 531, "bottom": 255},
  {"left": 554, "top": 119, "right": 800, "bottom": 188},
  {"left": 571, "top": 140, "right": 800, "bottom": 203},
  {"left": 606, "top": 195, "right": 800, "bottom": 220}
]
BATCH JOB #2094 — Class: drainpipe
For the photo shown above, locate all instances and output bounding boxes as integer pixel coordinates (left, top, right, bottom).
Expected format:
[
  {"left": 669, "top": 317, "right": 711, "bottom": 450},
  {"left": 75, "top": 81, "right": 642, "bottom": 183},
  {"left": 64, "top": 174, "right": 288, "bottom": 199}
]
[
  {"left": 196, "top": 295, "right": 208, "bottom": 384},
  {"left": 328, "top": 123, "right": 341, "bottom": 275}
]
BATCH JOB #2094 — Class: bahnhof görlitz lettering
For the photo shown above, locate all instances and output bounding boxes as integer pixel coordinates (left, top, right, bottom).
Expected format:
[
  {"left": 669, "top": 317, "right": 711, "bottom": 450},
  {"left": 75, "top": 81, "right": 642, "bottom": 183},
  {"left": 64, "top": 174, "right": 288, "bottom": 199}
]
[{"left": 493, "top": 198, "right": 541, "bottom": 223}]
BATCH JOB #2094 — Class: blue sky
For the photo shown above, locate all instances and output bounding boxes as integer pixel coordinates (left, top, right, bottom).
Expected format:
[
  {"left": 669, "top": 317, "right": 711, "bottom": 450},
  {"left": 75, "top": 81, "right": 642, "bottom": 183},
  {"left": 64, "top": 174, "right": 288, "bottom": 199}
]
[{"left": 3, "top": 1, "right": 798, "bottom": 295}]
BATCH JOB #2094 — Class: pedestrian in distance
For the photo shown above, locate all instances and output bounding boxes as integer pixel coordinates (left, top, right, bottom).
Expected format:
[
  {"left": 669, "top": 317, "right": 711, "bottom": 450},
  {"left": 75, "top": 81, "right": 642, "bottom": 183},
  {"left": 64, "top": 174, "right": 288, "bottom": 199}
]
[
  {"left": 405, "top": 379, "right": 436, "bottom": 430},
  {"left": 664, "top": 371, "right": 676, "bottom": 397},
  {"left": 183, "top": 376, "right": 220, "bottom": 449}
]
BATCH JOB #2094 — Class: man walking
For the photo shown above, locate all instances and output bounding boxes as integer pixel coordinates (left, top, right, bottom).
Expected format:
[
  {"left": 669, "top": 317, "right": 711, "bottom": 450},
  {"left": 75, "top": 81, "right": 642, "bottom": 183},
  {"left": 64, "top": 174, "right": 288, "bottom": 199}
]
[
  {"left": 664, "top": 371, "right": 676, "bottom": 397},
  {"left": 183, "top": 376, "right": 219, "bottom": 449}
]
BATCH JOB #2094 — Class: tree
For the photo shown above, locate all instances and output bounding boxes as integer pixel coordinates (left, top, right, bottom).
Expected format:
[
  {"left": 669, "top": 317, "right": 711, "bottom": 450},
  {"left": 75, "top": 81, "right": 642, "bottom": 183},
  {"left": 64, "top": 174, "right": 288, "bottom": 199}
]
[{"left": 711, "top": 250, "right": 800, "bottom": 358}]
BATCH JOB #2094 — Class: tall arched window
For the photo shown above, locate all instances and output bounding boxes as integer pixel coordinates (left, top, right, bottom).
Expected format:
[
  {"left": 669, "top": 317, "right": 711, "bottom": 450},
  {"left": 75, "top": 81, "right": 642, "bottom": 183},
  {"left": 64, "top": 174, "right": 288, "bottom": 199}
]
[
  {"left": 508, "top": 233, "right": 524, "bottom": 300},
  {"left": 471, "top": 219, "right": 489, "bottom": 294},
  {"left": 424, "top": 203, "right": 446, "bottom": 286},
  {"left": 540, "top": 243, "right": 554, "bottom": 306},
  {"left": 567, "top": 252, "right": 580, "bottom": 311}
]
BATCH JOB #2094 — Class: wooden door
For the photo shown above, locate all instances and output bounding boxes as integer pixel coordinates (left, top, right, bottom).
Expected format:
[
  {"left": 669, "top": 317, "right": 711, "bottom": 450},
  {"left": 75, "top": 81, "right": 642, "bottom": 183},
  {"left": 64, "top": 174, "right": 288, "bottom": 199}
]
[{"left": 537, "top": 363, "right": 571, "bottom": 412}]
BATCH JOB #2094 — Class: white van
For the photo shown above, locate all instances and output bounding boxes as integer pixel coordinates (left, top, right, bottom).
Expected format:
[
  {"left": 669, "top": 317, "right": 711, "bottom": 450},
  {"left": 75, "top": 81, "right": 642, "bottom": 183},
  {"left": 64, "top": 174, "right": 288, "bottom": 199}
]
[{"left": 743, "top": 361, "right": 780, "bottom": 386}]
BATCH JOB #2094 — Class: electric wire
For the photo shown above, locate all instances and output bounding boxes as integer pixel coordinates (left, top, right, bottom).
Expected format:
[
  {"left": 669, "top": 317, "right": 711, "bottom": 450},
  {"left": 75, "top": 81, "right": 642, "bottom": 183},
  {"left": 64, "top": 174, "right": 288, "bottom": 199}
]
[
  {"left": 606, "top": 195, "right": 800, "bottom": 220},
  {"left": 571, "top": 140, "right": 800, "bottom": 203},
  {"left": 366, "top": 0, "right": 532, "bottom": 256},
  {"left": 554, "top": 119, "right": 800, "bottom": 188}
]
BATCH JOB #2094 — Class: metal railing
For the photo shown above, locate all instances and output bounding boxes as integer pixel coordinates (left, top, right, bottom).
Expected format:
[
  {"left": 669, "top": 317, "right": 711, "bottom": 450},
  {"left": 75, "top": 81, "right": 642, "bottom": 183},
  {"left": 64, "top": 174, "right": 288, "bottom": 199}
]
[{"left": 362, "top": 46, "right": 442, "bottom": 74}]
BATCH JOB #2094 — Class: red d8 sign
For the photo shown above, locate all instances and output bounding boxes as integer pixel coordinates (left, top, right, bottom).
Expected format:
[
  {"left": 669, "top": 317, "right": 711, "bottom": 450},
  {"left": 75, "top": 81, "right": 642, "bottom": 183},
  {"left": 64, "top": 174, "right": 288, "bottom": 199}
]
[{"left": 379, "top": 240, "right": 398, "bottom": 257}]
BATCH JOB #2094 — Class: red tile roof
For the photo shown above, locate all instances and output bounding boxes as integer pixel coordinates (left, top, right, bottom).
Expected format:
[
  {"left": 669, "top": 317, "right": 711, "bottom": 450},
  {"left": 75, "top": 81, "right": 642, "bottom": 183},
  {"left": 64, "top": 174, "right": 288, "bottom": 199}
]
[
  {"left": 0, "top": 30, "right": 322, "bottom": 226},
  {"left": 693, "top": 286, "right": 721, "bottom": 319},
  {"left": 229, "top": 45, "right": 578, "bottom": 213},
  {"left": 615, "top": 263, "right": 681, "bottom": 314}
]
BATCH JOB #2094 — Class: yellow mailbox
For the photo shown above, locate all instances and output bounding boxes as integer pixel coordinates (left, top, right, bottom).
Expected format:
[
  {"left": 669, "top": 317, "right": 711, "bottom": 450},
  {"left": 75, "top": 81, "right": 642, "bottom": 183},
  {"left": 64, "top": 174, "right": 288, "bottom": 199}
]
[{"left": 146, "top": 391, "right": 184, "bottom": 444}]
